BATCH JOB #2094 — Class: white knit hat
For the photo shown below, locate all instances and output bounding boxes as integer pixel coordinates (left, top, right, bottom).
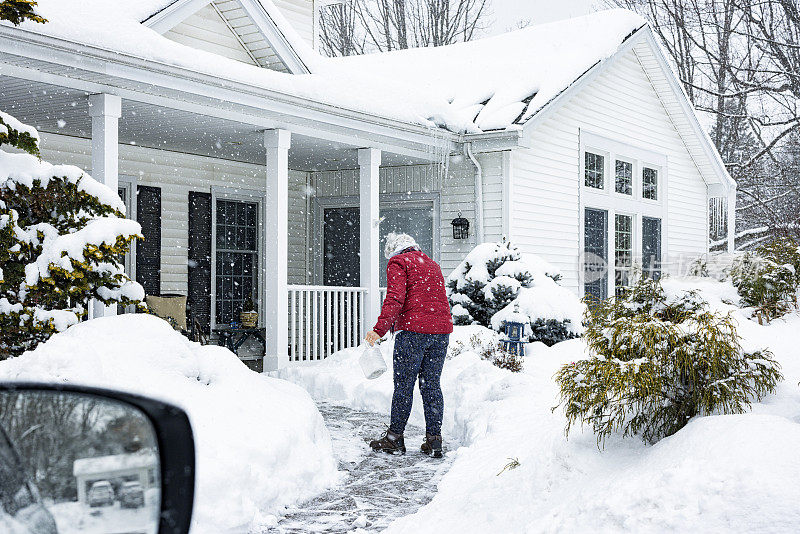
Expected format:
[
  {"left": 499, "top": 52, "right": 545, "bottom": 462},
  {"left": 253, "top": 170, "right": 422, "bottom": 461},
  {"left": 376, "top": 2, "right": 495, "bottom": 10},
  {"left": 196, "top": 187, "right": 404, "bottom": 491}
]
[{"left": 384, "top": 232, "right": 419, "bottom": 259}]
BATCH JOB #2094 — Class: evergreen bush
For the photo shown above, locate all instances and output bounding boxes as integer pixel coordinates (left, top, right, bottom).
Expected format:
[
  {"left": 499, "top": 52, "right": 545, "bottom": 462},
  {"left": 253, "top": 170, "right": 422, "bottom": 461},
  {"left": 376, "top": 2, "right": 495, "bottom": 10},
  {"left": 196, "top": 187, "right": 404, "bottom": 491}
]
[
  {"left": 447, "top": 239, "right": 582, "bottom": 346},
  {"left": 1, "top": 105, "right": 143, "bottom": 357},
  {"left": 555, "top": 277, "right": 782, "bottom": 445},
  {"left": 729, "top": 237, "right": 800, "bottom": 322}
]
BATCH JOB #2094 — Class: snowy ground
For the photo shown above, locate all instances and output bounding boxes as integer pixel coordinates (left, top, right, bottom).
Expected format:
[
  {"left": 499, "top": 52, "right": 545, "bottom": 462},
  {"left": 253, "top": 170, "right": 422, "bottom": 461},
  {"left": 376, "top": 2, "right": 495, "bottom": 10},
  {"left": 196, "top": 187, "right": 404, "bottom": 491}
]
[
  {"left": 269, "top": 403, "right": 453, "bottom": 533},
  {"left": 278, "top": 283, "right": 800, "bottom": 534},
  {"left": 49, "top": 497, "right": 158, "bottom": 534}
]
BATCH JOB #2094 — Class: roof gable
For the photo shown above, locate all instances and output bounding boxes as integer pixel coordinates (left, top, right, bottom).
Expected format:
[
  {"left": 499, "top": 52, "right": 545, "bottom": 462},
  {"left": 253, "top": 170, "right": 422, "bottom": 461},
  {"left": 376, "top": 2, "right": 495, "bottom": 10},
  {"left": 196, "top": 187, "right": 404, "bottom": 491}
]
[
  {"left": 144, "top": 0, "right": 308, "bottom": 73},
  {"left": 520, "top": 25, "right": 735, "bottom": 192}
]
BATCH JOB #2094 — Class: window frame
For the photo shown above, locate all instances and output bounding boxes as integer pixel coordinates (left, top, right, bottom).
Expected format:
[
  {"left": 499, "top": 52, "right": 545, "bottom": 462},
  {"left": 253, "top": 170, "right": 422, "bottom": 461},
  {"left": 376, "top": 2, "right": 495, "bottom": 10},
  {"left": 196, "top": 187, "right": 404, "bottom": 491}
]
[
  {"left": 580, "top": 131, "right": 668, "bottom": 298},
  {"left": 614, "top": 212, "right": 635, "bottom": 296},
  {"left": 312, "top": 192, "right": 441, "bottom": 286},
  {"left": 117, "top": 175, "right": 138, "bottom": 280},
  {"left": 614, "top": 158, "right": 634, "bottom": 197},
  {"left": 210, "top": 186, "right": 265, "bottom": 329},
  {"left": 642, "top": 166, "right": 660, "bottom": 201}
]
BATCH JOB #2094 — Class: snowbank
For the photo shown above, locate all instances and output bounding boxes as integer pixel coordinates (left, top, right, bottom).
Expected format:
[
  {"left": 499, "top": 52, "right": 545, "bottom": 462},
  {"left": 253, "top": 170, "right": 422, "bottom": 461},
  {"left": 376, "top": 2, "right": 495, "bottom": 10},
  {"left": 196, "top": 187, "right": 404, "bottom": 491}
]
[
  {"left": 0, "top": 314, "right": 340, "bottom": 533},
  {"left": 278, "top": 281, "right": 800, "bottom": 533}
]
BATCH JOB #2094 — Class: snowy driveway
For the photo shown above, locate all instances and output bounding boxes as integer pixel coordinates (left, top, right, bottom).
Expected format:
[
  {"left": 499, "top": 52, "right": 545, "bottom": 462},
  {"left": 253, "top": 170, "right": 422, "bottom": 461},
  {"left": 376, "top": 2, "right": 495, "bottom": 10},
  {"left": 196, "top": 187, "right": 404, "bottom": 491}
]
[{"left": 272, "top": 403, "right": 453, "bottom": 533}]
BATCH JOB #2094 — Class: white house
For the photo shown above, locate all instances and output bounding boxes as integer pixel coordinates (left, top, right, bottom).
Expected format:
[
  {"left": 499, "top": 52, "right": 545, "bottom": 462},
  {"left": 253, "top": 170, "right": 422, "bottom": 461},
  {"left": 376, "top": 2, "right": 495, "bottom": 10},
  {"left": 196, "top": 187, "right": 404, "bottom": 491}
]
[
  {"left": 0, "top": 2, "right": 735, "bottom": 369},
  {"left": 73, "top": 451, "right": 158, "bottom": 504}
]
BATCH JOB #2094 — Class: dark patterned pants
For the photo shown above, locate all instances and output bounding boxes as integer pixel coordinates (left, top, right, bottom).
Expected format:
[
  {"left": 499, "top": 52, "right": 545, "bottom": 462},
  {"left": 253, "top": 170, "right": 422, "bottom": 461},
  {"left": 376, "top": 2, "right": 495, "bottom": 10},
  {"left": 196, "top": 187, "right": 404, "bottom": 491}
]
[{"left": 389, "top": 331, "right": 450, "bottom": 436}]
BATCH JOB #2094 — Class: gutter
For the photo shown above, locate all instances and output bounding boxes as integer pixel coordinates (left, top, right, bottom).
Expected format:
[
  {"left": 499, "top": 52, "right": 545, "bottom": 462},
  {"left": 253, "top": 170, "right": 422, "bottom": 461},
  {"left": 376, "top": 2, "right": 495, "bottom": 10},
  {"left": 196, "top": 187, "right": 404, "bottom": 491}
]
[
  {"left": 0, "top": 25, "right": 459, "bottom": 150},
  {"left": 465, "top": 142, "right": 484, "bottom": 244}
]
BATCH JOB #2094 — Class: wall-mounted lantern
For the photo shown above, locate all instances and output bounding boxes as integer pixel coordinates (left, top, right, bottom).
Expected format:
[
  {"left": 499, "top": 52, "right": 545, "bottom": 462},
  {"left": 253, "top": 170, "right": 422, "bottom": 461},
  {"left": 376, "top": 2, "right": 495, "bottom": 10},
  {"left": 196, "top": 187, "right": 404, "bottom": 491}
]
[{"left": 451, "top": 212, "right": 470, "bottom": 240}]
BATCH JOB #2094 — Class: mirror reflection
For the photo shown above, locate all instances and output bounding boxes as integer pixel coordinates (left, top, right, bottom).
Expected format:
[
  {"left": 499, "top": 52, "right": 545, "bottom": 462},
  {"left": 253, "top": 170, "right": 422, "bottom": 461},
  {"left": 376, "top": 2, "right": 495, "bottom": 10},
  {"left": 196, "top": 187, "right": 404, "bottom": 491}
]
[{"left": 0, "top": 390, "right": 160, "bottom": 534}]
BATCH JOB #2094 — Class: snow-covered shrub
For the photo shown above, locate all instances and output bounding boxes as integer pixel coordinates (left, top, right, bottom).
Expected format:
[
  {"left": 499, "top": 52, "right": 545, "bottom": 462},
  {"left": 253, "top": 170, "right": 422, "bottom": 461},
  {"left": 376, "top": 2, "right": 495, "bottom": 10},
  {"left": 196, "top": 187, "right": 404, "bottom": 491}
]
[
  {"left": 448, "top": 328, "right": 522, "bottom": 372},
  {"left": 447, "top": 239, "right": 583, "bottom": 346},
  {"left": 729, "top": 237, "right": 800, "bottom": 323},
  {"left": 0, "top": 109, "right": 143, "bottom": 358},
  {"left": 555, "top": 277, "right": 783, "bottom": 445}
]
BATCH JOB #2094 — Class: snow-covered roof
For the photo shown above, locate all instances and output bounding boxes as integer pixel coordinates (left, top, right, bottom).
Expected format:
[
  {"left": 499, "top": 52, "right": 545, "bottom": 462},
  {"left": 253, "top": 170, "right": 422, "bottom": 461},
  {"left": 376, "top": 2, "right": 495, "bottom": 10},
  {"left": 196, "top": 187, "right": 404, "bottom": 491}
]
[
  {"left": 4, "top": 2, "right": 645, "bottom": 134},
  {"left": 73, "top": 451, "right": 158, "bottom": 477}
]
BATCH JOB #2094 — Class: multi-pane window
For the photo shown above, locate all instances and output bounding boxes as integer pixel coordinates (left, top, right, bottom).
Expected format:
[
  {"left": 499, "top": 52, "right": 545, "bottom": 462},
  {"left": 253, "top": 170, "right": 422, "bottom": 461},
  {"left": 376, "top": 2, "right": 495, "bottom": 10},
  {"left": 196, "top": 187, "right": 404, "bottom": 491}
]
[
  {"left": 614, "top": 214, "right": 633, "bottom": 296},
  {"left": 642, "top": 216, "right": 662, "bottom": 280},
  {"left": 643, "top": 167, "right": 658, "bottom": 200},
  {"left": 584, "top": 208, "right": 608, "bottom": 301},
  {"left": 215, "top": 200, "right": 258, "bottom": 325},
  {"left": 585, "top": 152, "right": 605, "bottom": 189},
  {"left": 615, "top": 160, "right": 632, "bottom": 195}
]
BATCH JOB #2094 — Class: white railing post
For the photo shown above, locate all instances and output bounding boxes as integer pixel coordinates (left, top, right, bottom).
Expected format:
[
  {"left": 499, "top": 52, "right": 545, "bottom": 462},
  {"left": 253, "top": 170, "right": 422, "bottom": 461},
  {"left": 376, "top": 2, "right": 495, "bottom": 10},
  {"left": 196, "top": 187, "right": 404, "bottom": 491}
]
[
  {"left": 89, "top": 93, "right": 121, "bottom": 319},
  {"left": 264, "top": 129, "right": 291, "bottom": 371},
  {"left": 359, "top": 148, "right": 381, "bottom": 336}
]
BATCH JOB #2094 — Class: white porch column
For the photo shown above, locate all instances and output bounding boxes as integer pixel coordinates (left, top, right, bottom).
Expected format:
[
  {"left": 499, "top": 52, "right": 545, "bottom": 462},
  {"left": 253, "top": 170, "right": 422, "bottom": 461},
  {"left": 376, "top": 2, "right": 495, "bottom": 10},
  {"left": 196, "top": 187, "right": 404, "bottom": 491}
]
[
  {"left": 727, "top": 188, "right": 737, "bottom": 253},
  {"left": 359, "top": 148, "right": 381, "bottom": 333},
  {"left": 264, "top": 129, "right": 291, "bottom": 370},
  {"left": 89, "top": 93, "right": 121, "bottom": 319}
]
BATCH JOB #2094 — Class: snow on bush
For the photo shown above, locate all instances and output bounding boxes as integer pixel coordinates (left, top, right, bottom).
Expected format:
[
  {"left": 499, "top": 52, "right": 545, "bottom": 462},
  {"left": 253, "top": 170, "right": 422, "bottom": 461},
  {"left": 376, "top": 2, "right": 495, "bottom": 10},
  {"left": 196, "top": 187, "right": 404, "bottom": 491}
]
[
  {"left": 729, "top": 237, "right": 800, "bottom": 323},
  {"left": 279, "top": 280, "right": 800, "bottom": 533},
  {"left": 556, "top": 276, "right": 782, "bottom": 444},
  {"left": 0, "top": 314, "right": 340, "bottom": 533},
  {"left": 447, "top": 239, "right": 583, "bottom": 346},
  {"left": 0, "top": 110, "right": 143, "bottom": 358}
]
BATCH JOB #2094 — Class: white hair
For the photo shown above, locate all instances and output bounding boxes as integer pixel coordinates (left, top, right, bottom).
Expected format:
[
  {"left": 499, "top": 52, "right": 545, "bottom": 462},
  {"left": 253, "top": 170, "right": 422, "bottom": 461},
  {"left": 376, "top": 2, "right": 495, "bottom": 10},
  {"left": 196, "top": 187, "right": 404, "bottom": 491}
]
[{"left": 384, "top": 232, "right": 419, "bottom": 259}]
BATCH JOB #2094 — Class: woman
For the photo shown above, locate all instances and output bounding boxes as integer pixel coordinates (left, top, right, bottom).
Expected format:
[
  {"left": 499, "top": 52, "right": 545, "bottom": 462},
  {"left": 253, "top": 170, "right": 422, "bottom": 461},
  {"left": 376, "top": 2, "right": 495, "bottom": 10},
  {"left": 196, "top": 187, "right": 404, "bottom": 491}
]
[{"left": 365, "top": 232, "right": 453, "bottom": 458}]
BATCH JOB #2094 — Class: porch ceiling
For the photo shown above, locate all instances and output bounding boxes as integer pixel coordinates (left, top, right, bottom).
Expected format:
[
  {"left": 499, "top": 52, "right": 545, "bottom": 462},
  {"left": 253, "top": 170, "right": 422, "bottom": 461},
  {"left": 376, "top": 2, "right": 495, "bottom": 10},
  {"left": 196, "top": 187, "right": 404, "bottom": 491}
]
[{"left": 0, "top": 76, "right": 429, "bottom": 171}]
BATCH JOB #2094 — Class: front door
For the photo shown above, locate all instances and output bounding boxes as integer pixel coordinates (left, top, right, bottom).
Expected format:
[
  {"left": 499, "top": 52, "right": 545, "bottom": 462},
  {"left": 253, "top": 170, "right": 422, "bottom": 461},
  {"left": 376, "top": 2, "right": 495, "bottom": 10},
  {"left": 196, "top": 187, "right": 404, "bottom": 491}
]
[{"left": 323, "top": 207, "right": 360, "bottom": 287}]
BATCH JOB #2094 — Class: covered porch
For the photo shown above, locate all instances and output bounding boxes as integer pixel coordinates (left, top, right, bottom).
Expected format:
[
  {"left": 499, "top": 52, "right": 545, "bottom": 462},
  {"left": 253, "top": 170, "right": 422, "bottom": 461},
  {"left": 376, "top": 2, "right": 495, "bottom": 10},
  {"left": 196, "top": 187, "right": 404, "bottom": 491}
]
[{"left": 0, "top": 45, "right": 489, "bottom": 369}]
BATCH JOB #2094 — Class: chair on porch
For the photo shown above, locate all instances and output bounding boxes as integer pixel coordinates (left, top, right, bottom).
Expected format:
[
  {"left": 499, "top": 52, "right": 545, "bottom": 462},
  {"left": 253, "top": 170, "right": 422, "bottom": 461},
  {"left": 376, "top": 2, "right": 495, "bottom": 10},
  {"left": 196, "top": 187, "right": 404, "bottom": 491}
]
[{"left": 144, "top": 293, "right": 209, "bottom": 345}]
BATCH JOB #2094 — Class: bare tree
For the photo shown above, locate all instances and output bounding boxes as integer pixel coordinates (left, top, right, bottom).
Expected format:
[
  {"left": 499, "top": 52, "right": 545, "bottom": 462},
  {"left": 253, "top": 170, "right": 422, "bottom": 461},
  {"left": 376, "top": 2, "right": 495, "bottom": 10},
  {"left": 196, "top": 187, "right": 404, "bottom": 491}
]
[
  {"left": 607, "top": 0, "right": 800, "bottom": 247},
  {"left": 319, "top": 0, "right": 490, "bottom": 56}
]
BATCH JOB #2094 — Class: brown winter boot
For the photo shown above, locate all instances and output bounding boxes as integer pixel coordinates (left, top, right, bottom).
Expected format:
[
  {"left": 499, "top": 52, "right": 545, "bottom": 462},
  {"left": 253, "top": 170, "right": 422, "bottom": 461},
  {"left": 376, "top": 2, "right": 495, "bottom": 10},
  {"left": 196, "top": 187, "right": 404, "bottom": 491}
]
[
  {"left": 369, "top": 430, "right": 406, "bottom": 455},
  {"left": 420, "top": 434, "right": 443, "bottom": 458}
]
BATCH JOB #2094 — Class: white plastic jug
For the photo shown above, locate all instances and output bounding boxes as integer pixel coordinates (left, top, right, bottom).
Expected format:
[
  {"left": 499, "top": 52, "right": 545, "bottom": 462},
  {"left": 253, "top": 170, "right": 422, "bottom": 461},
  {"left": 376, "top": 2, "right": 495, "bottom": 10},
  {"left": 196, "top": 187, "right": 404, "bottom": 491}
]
[{"left": 359, "top": 344, "right": 387, "bottom": 379}]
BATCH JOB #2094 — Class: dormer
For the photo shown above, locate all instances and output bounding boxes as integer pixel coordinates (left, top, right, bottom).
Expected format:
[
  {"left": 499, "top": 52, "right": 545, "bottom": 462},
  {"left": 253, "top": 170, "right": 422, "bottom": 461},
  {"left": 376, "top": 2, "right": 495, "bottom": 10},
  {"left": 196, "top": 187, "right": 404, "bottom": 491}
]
[{"left": 144, "top": 0, "right": 311, "bottom": 74}]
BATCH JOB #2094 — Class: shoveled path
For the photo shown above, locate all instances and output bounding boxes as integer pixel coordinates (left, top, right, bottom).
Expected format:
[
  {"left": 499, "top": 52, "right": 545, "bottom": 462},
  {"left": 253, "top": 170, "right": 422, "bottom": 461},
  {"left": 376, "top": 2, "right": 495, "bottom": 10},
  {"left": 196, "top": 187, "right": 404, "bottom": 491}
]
[{"left": 273, "top": 402, "right": 454, "bottom": 533}]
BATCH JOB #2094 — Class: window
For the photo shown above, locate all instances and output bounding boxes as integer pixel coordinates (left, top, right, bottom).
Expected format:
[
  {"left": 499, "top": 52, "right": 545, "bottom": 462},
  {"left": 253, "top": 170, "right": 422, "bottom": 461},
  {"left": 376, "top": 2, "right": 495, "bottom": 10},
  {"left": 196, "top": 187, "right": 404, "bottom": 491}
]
[
  {"left": 379, "top": 204, "right": 435, "bottom": 286},
  {"left": 615, "top": 160, "right": 632, "bottom": 195},
  {"left": 584, "top": 208, "right": 608, "bottom": 301},
  {"left": 215, "top": 200, "right": 258, "bottom": 325},
  {"left": 643, "top": 167, "right": 658, "bottom": 200},
  {"left": 614, "top": 214, "right": 633, "bottom": 296},
  {"left": 642, "top": 217, "right": 662, "bottom": 280},
  {"left": 585, "top": 152, "right": 605, "bottom": 189}
]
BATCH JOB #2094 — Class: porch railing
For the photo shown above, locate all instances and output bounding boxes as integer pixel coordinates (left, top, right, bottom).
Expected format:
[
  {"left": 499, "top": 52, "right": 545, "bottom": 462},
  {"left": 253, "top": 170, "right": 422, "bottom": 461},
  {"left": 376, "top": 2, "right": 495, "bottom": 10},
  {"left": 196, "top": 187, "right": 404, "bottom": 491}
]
[{"left": 288, "top": 285, "right": 366, "bottom": 363}]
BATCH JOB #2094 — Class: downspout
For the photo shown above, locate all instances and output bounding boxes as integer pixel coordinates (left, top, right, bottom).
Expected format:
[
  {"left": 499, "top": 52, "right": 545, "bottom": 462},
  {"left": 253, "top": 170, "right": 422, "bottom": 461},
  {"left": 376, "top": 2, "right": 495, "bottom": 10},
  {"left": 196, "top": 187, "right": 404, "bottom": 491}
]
[{"left": 465, "top": 142, "right": 484, "bottom": 244}]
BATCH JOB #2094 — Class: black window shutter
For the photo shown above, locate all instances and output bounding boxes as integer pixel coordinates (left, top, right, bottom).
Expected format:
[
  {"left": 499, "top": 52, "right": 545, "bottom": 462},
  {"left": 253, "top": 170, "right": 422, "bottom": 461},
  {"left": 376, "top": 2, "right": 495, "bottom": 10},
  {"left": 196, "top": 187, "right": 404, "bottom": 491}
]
[
  {"left": 188, "top": 192, "right": 212, "bottom": 334},
  {"left": 136, "top": 185, "right": 161, "bottom": 296}
]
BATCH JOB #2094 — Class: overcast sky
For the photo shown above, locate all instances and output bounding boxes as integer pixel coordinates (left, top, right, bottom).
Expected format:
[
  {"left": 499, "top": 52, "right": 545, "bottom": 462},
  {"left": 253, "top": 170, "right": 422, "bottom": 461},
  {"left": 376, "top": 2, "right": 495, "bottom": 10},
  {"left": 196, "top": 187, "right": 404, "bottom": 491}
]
[{"left": 487, "top": 0, "right": 595, "bottom": 35}]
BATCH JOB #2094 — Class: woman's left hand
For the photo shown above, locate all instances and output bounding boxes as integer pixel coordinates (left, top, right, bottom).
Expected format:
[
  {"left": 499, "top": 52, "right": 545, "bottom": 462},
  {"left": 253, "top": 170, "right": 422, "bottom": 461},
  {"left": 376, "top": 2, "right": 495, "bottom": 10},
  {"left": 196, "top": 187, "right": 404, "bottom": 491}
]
[{"left": 365, "top": 331, "right": 381, "bottom": 346}]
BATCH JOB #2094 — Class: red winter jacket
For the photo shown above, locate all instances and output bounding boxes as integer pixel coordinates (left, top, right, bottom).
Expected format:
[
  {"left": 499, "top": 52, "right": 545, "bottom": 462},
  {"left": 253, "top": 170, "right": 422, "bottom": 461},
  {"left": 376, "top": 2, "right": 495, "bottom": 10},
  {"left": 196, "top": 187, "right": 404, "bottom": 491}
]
[{"left": 373, "top": 249, "right": 454, "bottom": 337}]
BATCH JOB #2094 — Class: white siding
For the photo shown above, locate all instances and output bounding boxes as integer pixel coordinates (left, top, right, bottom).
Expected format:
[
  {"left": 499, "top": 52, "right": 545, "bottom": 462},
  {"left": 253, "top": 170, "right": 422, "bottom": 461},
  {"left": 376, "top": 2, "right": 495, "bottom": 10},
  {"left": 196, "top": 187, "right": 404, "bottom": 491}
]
[
  {"left": 311, "top": 163, "right": 476, "bottom": 275},
  {"left": 273, "top": 0, "right": 315, "bottom": 46},
  {"left": 165, "top": 4, "right": 259, "bottom": 66},
  {"left": 477, "top": 151, "right": 504, "bottom": 243},
  {"left": 213, "top": 0, "right": 291, "bottom": 72},
  {"left": 37, "top": 133, "right": 310, "bottom": 293},
  {"left": 512, "top": 46, "right": 709, "bottom": 294}
]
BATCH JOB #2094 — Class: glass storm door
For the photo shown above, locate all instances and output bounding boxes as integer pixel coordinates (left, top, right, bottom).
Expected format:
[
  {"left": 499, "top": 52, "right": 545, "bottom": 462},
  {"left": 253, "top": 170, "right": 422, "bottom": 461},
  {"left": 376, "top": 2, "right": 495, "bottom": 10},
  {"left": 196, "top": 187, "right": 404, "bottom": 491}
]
[
  {"left": 584, "top": 208, "right": 608, "bottom": 300},
  {"left": 379, "top": 205, "right": 435, "bottom": 286},
  {"left": 323, "top": 207, "right": 360, "bottom": 287}
]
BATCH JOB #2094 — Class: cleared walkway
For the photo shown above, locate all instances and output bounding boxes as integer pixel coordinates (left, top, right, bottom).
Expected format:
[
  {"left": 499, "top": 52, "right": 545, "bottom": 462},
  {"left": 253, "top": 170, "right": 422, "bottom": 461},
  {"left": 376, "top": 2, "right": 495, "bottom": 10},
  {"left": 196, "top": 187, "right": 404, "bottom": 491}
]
[{"left": 274, "top": 403, "right": 454, "bottom": 533}]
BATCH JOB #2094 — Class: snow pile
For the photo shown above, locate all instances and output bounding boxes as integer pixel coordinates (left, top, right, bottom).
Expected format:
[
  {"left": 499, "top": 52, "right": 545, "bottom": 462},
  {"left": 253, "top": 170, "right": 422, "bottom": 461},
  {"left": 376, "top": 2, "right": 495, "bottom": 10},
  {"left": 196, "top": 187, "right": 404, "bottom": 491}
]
[
  {"left": 6, "top": 2, "right": 645, "bottom": 133},
  {"left": 0, "top": 315, "right": 340, "bottom": 533},
  {"left": 278, "top": 279, "right": 800, "bottom": 533}
]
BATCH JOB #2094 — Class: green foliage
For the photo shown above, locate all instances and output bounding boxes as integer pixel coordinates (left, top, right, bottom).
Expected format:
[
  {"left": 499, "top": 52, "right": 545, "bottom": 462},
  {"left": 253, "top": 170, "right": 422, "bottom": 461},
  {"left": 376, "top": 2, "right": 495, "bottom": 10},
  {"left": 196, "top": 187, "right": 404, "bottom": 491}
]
[
  {"left": 730, "top": 237, "right": 800, "bottom": 322},
  {"left": 0, "top": 0, "right": 46, "bottom": 25},
  {"left": 449, "top": 332, "right": 523, "bottom": 372},
  {"left": 555, "top": 277, "right": 782, "bottom": 445},
  {"left": 0, "top": 111, "right": 143, "bottom": 359}
]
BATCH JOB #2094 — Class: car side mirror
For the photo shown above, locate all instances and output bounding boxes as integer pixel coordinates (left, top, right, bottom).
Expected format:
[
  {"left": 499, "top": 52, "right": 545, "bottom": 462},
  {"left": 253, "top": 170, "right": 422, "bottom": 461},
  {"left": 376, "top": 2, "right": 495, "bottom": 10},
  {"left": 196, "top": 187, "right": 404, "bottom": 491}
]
[{"left": 0, "top": 383, "right": 195, "bottom": 534}]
